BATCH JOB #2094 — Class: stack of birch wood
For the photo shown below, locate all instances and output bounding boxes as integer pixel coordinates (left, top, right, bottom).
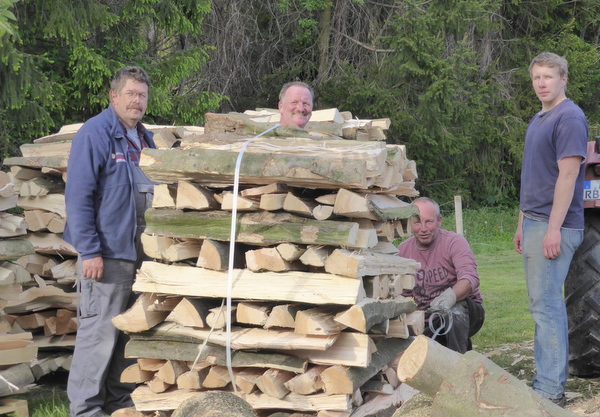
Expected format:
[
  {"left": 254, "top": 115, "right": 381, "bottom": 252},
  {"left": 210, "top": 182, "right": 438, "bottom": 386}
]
[
  {"left": 111, "top": 109, "right": 425, "bottom": 417},
  {"left": 0, "top": 131, "right": 78, "bottom": 400}
]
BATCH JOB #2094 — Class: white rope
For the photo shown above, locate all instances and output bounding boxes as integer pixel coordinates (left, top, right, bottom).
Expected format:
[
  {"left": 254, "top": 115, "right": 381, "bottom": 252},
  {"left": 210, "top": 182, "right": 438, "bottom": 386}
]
[
  {"left": 225, "top": 124, "right": 281, "bottom": 393},
  {"left": 428, "top": 306, "right": 454, "bottom": 341}
]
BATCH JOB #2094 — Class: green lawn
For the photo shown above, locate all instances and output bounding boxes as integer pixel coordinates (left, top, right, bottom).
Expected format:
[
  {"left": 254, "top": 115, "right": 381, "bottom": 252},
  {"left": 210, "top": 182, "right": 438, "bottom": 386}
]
[{"left": 441, "top": 205, "right": 535, "bottom": 350}]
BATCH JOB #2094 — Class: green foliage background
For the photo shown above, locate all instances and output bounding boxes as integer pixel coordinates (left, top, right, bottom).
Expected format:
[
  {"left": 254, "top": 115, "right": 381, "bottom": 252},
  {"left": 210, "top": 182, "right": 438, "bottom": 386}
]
[{"left": 2, "top": 0, "right": 600, "bottom": 207}]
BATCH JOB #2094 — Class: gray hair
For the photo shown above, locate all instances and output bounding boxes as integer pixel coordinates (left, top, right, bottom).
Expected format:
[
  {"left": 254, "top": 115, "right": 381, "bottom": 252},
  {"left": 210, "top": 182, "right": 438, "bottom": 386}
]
[
  {"left": 412, "top": 197, "right": 441, "bottom": 218},
  {"left": 110, "top": 66, "right": 151, "bottom": 94},
  {"left": 279, "top": 81, "right": 314, "bottom": 102}
]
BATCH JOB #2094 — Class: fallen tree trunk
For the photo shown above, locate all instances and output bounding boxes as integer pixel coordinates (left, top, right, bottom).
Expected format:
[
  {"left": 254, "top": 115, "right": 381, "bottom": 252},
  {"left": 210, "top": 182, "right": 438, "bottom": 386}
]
[{"left": 396, "top": 335, "right": 577, "bottom": 417}]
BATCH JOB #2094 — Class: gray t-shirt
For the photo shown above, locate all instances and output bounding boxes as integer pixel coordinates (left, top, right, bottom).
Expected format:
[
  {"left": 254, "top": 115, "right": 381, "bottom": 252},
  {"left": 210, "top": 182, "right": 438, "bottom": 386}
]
[{"left": 520, "top": 99, "right": 588, "bottom": 229}]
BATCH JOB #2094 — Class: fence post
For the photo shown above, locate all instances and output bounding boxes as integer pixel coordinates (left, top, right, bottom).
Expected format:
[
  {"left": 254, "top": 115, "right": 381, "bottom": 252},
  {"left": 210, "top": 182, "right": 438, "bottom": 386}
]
[{"left": 454, "top": 195, "right": 464, "bottom": 236}]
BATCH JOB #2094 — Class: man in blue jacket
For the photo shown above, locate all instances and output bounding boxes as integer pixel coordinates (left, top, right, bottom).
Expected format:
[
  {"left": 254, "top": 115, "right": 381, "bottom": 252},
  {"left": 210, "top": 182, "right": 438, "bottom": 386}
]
[{"left": 64, "top": 66, "right": 157, "bottom": 417}]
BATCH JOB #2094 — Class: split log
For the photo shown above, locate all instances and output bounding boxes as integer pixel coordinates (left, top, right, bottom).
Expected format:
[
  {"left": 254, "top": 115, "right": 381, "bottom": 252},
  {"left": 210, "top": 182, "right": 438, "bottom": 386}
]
[
  {"left": 176, "top": 365, "right": 211, "bottom": 389},
  {"left": 166, "top": 297, "right": 212, "bottom": 328},
  {"left": 294, "top": 307, "right": 345, "bottom": 336},
  {"left": 259, "top": 194, "right": 286, "bottom": 211},
  {"left": 17, "top": 195, "right": 66, "bottom": 217},
  {"left": 202, "top": 365, "right": 231, "bottom": 388},
  {"left": 288, "top": 332, "right": 373, "bottom": 368},
  {"left": 2, "top": 156, "right": 68, "bottom": 171},
  {"left": 121, "top": 363, "right": 155, "bottom": 383},
  {"left": 156, "top": 360, "right": 189, "bottom": 385},
  {"left": 240, "top": 183, "right": 288, "bottom": 197},
  {"left": 196, "top": 239, "right": 238, "bottom": 270},
  {"left": 132, "top": 322, "right": 338, "bottom": 351},
  {"left": 246, "top": 247, "right": 295, "bottom": 272},
  {"left": 298, "top": 246, "right": 330, "bottom": 268},
  {"left": 125, "top": 339, "right": 308, "bottom": 373},
  {"left": 319, "top": 337, "right": 413, "bottom": 395},
  {"left": 333, "top": 298, "right": 417, "bottom": 333},
  {"left": 144, "top": 209, "right": 363, "bottom": 248},
  {"left": 264, "top": 304, "right": 301, "bottom": 329},
  {"left": 0, "top": 213, "right": 27, "bottom": 237},
  {"left": 396, "top": 335, "right": 574, "bottom": 417},
  {"left": 235, "top": 368, "right": 265, "bottom": 394},
  {"left": 21, "top": 232, "right": 77, "bottom": 256},
  {"left": 141, "top": 234, "right": 177, "bottom": 260},
  {"left": 176, "top": 181, "right": 219, "bottom": 211},
  {"left": 133, "top": 261, "right": 365, "bottom": 306},
  {"left": 153, "top": 183, "right": 177, "bottom": 208},
  {"left": 19, "top": 177, "right": 64, "bottom": 197},
  {"left": 236, "top": 302, "right": 271, "bottom": 327},
  {"left": 256, "top": 368, "right": 295, "bottom": 399},
  {"left": 324, "top": 249, "right": 420, "bottom": 278},
  {"left": 4, "top": 285, "right": 77, "bottom": 314},
  {"left": 163, "top": 240, "right": 203, "bottom": 262},
  {"left": 276, "top": 243, "right": 306, "bottom": 261},
  {"left": 221, "top": 192, "right": 260, "bottom": 211},
  {"left": 112, "top": 292, "right": 170, "bottom": 333},
  {"left": 284, "top": 364, "right": 327, "bottom": 395},
  {"left": 0, "top": 239, "right": 35, "bottom": 260}
]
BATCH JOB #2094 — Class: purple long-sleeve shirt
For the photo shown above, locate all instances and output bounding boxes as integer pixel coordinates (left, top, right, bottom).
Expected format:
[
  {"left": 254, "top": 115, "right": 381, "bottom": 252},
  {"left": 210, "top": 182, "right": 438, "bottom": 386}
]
[{"left": 398, "top": 229, "right": 482, "bottom": 311}]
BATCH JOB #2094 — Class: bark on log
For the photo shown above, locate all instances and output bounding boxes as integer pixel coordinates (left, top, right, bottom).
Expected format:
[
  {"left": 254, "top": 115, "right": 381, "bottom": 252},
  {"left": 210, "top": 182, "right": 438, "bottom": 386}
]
[
  {"left": 320, "top": 337, "right": 413, "bottom": 395},
  {"left": 396, "top": 335, "right": 576, "bottom": 417},
  {"left": 144, "top": 209, "right": 362, "bottom": 248},
  {"left": 0, "top": 239, "right": 35, "bottom": 261},
  {"left": 139, "top": 139, "right": 387, "bottom": 191},
  {"left": 125, "top": 339, "right": 308, "bottom": 373},
  {"left": 333, "top": 298, "right": 417, "bottom": 333}
]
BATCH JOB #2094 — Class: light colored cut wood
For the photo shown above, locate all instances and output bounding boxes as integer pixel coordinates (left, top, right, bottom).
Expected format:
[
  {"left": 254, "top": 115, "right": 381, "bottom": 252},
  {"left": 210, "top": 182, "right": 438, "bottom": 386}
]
[
  {"left": 324, "top": 248, "right": 420, "bottom": 278},
  {"left": 264, "top": 304, "right": 301, "bottom": 329},
  {"left": 141, "top": 233, "right": 177, "bottom": 260},
  {"left": 257, "top": 368, "right": 295, "bottom": 399},
  {"left": 196, "top": 239, "right": 232, "bottom": 270},
  {"left": 156, "top": 360, "right": 189, "bottom": 385},
  {"left": 176, "top": 180, "right": 219, "bottom": 210},
  {"left": 276, "top": 243, "right": 306, "bottom": 261},
  {"left": 294, "top": 307, "right": 344, "bottom": 335},
  {"left": 112, "top": 292, "right": 170, "bottom": 332},
  {"left": 121, "top": 363, "right": 155, "bottom": 383},
  {"left": 298, "top": 245, "right": 330, "bottom": 268},
  {"left": 163, "top": 239, "right": 203, "bottom": 262},
  {"left": 259, "top": 193, "right": 287, "bottom": 211},
  {"left": 235, "top": 367, "right": 265, "bottom": 394},
  {"left": 240, "top": 183, "right": 288, "bottom": 197},
  {"left": 167, "top": 297, "right": 210, "bottom": 328},
  {"left": 134, "top": 261, "right": 365, "bottom": 306},
  {"left": 246, "top": 247, "right": 294, "bottom": 272},
  {"left": 333, "top": 297, "right": 417, "bottom": 333},
  {"left": 236, "top": 302, "right": 271, "bottom": 327},
  {"left": 153, "top": 183, "right": 177, "bottom": 208},
  {"left": 283, "top": 193, "right": 317, "bottom": 217},
  {"left": 202, "top": 365, "right": 231, "bottom": 388},
  {"left": 284, "top": 364, "right": 327, "bottom": 395},
  {"left": 221, "top": 192, "right": 260, "bottom": 211},
  {"left": 138, "top": 358, "right": 167, "bottom": 372}
]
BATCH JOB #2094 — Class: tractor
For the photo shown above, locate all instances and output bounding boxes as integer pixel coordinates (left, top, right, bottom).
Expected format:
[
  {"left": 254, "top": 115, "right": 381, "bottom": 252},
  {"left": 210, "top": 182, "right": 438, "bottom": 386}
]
[{"left": 565, "top": 136, "right": 600, "bottom": 377}]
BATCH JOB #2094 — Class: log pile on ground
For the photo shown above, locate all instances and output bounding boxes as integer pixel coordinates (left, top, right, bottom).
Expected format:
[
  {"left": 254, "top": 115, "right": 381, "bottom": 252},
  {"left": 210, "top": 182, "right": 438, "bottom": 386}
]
[
  {"left": 112, "top": 109, "right": 426, "bottom": 416},
  {"left": 0, "top": 152, "right": 77, "bottom": 397}
]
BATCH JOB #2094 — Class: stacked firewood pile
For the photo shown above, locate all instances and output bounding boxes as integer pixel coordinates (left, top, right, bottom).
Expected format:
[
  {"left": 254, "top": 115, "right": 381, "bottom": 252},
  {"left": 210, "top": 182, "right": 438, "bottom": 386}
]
[
  {"left": 112, "top": 110, "right": 425, "bottom": 416},
  {"left": 0, "top": 123, "right": 201, "bottom": 398},
  {"left": 1, "top": 108, "right": 424, "bottom": 416},
  {"left": 0, "top": 132, "right": 78, "bottom": 401}
]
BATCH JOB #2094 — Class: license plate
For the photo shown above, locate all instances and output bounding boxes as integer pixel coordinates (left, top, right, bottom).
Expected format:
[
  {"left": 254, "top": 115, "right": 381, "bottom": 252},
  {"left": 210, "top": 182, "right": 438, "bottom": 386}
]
[{"left": 584, "top": 180, "right": 600, "bottom": 201}]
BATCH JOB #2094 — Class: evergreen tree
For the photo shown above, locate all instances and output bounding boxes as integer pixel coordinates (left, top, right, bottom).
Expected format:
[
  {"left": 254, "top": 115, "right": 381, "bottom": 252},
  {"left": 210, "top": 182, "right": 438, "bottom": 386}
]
[{"left": 0, "top": 0, "right": 224, "bottom": 158}]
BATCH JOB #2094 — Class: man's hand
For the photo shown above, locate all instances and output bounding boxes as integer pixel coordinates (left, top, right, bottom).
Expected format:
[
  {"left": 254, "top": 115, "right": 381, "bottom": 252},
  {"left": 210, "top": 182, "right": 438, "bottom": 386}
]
[
  {"left": 82, "top": 257, "right": 104, "bottom": 281},
  {"left": 543, "top": 228, "right": 562, "bottom": 259},
  {"left": 430, "top": 287, "right": 457, "bottom": 311}
]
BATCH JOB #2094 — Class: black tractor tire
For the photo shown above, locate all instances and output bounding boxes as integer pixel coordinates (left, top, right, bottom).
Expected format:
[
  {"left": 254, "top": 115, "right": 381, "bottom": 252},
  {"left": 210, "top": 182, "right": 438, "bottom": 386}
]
[{"left": 565, "top": 209, "right": 600, "bottom": 377}]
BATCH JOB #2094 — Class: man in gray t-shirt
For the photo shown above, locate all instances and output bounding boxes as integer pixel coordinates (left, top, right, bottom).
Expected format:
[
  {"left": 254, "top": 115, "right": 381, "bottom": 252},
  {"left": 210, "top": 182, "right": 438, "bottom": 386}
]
[{"left": 513, "top": 52, "right": 588, "bottom": 407}]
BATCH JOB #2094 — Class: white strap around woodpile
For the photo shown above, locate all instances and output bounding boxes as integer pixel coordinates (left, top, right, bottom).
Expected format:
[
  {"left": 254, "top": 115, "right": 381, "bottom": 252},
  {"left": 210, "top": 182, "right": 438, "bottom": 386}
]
[{"left": 226, "top": 123, "right": 281, "bottom": 393}]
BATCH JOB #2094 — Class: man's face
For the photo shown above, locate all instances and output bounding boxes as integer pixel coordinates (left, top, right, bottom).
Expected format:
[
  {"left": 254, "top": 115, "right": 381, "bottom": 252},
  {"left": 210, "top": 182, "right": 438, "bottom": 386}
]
[
  {"left": 411, "top": 201, "right": 442, "bottom": 249},
  {"left": 530, "top": 64, "right": 567, "bottom": 111},
  {"left": 278, "top": 85, "right": 313, "bottom": 129},
  {"left": 110, "top": 78, "right": 149, "bottom": 129}
]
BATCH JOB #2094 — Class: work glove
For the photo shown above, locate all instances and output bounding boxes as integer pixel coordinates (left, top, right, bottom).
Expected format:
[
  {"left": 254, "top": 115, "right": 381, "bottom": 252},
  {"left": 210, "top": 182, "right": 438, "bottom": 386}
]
[{"left": 430, "top": 287, "right": 457, "bottom": 312}]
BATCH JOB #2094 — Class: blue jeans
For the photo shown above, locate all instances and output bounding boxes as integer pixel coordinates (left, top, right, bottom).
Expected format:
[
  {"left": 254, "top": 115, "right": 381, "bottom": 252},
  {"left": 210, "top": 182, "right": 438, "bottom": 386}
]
[{"left": 521, "top": 217, "right": 583, "bottom": 400}]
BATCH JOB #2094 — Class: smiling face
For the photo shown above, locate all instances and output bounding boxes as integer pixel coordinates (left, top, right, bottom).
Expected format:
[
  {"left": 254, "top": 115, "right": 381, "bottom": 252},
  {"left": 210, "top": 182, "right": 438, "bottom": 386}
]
[
  {"left": 278, "top": 85, "right": 313, "bottom": 129},
  {"left": 530, "top": 64, "right": 567, "bottom": 112},
  {"left": 411, "top": 199, "right": 443, "bottom": 249},
  {"left": 110, "top": 78, "right": 149, "bottom": 129}
]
